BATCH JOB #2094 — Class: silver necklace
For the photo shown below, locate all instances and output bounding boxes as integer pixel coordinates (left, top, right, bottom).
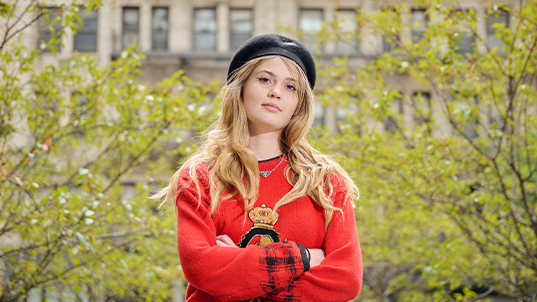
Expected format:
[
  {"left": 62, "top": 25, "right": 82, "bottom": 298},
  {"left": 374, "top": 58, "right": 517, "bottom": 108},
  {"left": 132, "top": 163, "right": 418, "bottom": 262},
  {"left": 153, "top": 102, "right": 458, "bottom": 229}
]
[{"left": 259, "top": 154, "right": 285, "bottom": 178}]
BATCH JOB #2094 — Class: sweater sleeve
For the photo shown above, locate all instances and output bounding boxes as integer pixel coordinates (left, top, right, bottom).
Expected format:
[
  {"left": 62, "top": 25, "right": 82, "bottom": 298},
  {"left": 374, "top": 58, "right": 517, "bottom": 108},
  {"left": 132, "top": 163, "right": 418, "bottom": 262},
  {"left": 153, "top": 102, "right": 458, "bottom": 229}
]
[
  {"left": 262, "top": 184, "right": 363, "bottom": 302},
  {"left": 175, "top": 166, "right": 309, "bottom": 301}
]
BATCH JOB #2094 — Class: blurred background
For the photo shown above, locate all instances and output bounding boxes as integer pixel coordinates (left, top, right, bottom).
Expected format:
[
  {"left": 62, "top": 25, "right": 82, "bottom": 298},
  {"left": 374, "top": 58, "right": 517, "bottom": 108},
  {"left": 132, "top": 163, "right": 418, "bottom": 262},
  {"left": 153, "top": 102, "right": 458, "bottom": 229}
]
[{"left": 1, "top": 0, "right": 535, "bottom": 301}]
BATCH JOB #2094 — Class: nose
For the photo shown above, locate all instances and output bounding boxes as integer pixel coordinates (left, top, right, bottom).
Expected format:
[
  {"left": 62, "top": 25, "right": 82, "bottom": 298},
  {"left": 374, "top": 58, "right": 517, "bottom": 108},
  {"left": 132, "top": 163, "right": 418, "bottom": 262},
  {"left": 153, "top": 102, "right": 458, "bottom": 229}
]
[{"left": 268, "top": 87, "right": 281, "bottom": 99}]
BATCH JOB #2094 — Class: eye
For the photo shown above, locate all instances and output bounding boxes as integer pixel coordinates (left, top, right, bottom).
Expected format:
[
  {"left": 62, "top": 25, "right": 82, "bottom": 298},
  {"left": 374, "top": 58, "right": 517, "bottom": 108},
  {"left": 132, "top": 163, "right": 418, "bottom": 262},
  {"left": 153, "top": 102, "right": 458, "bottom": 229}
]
[
  {"left": 257, "top": 77, "right": 270, "bottom": 84},
  {"left": 286, "top": 84, "right": 297, "bottom": 91}
]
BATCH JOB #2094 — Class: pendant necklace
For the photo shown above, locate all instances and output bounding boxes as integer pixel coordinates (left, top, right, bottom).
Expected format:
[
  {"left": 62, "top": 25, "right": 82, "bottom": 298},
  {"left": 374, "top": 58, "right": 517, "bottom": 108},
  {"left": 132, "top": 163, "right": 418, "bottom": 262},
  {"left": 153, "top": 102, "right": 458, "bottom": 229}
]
[{"left": 259, "top": 154, "right": 285, "bottom": 178}]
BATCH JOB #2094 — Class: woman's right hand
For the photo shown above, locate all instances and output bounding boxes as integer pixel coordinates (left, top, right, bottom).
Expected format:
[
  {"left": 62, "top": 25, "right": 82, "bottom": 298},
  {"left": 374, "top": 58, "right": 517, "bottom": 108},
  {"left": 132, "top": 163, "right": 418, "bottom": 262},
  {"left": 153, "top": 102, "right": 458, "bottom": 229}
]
[{"left": 308, "top": 248, "right": 325, "bottom": 268}]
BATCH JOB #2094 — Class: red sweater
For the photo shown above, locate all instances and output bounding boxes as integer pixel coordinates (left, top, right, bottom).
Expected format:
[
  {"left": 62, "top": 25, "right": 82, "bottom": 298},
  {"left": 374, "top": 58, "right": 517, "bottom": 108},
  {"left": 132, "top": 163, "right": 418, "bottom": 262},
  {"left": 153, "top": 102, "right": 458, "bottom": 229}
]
[{"left": 175, "top": 155, "right": 362, "bottom": 301}]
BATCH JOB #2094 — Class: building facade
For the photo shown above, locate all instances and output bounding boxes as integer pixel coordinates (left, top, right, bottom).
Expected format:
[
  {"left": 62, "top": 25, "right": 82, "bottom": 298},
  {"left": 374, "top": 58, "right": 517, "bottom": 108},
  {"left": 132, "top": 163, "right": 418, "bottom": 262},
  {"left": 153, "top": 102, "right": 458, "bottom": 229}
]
[{"left": 28, "top": 0, "right": 514, "bottom": 134}]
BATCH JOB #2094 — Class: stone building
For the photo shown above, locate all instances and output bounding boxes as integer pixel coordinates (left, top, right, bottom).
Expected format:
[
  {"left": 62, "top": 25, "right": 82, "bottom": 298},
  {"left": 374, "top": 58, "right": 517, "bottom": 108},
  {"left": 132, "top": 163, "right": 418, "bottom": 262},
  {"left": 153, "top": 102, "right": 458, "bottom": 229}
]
[{"left": 31, "top": 0, "right": 514, "bottom": 134}]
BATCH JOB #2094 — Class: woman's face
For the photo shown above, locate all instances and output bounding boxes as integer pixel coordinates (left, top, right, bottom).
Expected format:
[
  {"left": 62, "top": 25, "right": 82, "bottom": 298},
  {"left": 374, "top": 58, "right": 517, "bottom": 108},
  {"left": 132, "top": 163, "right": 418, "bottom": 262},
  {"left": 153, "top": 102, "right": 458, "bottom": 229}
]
[{"left": 242, "top": 57, "right": 300, "bottom": 136}]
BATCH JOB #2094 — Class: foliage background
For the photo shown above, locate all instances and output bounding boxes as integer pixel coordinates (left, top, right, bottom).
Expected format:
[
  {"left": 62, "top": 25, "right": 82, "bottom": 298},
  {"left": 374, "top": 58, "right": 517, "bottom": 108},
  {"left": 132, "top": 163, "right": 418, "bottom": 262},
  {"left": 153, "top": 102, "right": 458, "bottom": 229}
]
[
  {"left": 305, "top": 1, "right": 537, "bottom": 301},
  {"left": 1, "top": 0, "right": 536, "bottom": 301},
  {"left": 1, "top": 1, "right": 218, "bottom": 301}
]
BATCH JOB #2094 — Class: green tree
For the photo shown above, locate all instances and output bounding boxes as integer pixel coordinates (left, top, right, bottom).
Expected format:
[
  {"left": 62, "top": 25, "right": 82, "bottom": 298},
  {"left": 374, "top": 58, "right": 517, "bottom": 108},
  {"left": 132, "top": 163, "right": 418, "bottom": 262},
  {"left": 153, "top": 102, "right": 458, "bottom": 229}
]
[
  {"left": 0, "top": 2, "right": 217, "bottom": 301},
  {"left": 311, "top": 1, "right": 537, "bottom": 301}
]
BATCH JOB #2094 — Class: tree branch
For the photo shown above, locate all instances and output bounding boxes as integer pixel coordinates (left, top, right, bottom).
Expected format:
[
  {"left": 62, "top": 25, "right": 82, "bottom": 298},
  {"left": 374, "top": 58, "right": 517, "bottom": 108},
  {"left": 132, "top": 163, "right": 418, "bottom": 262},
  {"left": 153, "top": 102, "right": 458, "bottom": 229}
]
[
  {"left": 0, "top": 0, "right": 41, "bottom": 51},
  {"left": 101, "top": 125, "right": 169, "bottom": 194}
]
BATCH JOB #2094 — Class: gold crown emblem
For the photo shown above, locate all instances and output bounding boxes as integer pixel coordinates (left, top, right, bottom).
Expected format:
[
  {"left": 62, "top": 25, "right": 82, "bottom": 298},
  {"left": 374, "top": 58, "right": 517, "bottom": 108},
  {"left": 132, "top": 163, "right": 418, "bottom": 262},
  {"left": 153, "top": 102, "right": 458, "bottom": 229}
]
[{"left": 248, "top": 204, "right": 279, "bottom": 227}]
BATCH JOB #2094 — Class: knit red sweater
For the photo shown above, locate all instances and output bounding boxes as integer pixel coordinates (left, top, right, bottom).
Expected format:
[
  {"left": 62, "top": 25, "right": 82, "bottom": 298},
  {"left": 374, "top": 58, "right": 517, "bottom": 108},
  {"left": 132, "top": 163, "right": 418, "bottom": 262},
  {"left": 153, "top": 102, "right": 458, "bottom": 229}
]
[{"left": 175, "top": 155, "right": 362, "bottom": 301}]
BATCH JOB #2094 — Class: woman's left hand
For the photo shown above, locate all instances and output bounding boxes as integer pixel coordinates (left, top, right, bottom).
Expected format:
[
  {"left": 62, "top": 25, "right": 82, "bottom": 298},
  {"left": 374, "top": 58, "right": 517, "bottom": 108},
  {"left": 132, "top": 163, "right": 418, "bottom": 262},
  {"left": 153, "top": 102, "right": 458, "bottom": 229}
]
[{"left": 216, "top": 234, "right": 238, "bottom": 248}]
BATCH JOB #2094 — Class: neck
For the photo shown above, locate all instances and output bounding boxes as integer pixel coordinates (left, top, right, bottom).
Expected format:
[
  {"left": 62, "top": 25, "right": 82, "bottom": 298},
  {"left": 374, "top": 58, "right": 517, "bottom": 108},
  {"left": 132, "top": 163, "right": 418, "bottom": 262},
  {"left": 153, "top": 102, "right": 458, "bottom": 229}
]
[{"left": 249, "top": 131, "right": 282, "bottom": 161}]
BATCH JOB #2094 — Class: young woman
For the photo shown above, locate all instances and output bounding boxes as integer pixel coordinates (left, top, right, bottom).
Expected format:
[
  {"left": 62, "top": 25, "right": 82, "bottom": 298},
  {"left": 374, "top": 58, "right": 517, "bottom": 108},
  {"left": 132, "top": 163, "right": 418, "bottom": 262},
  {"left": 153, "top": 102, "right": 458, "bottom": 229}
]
[{"left": 154, "top": 34, "right": 362, "bottom": 301}]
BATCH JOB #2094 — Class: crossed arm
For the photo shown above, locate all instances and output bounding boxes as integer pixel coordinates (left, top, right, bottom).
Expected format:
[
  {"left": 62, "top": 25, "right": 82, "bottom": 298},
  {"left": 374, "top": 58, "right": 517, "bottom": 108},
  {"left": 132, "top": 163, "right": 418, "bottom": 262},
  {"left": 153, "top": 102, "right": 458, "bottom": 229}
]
[
  {"left": 216, "top": 234, "right": 327, "bottom": 268},
  {"left": 175, "top": 170, "right": 362, "bottom": 301}
]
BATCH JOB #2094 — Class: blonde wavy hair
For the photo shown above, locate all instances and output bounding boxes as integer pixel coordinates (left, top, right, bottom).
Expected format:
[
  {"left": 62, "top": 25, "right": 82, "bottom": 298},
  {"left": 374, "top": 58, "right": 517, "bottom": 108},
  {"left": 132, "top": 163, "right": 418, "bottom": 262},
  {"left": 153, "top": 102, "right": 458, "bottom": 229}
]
[{"left": 152, "top": 55, "right": 359, "bottom": 230}]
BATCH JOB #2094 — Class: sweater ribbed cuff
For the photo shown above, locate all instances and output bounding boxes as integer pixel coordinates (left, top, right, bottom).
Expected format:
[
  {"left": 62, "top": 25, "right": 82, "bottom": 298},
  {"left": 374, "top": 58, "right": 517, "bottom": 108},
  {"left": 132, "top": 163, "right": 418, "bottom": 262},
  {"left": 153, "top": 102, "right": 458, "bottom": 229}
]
[{"left": 296, "top": 243, "right": 310, "bottom": 272}]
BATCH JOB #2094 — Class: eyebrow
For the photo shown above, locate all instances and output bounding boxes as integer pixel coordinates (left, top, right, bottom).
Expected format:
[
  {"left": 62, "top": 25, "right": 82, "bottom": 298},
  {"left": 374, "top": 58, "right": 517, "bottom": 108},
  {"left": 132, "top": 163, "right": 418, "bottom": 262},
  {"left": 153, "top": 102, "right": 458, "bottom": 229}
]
[{"left": 257, "top": 70, "right": 297, "bottom": 82}]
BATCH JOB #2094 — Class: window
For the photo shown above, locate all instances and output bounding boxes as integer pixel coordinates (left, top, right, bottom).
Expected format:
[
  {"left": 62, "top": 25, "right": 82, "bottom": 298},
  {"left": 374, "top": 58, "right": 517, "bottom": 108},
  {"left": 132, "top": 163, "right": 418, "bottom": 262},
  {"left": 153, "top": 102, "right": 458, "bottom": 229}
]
[
  {"left": 411, "top": 9, "right": 427, "bottom": 42},
  {"left": 313, "top": 100, "right": 324, "bottom": 126},
  {"left": 385, "top": 94, "right": 403, "bottom": 132},
  {"left": 486, "top": 9, "right": 509, "bottom": 55},
  {"left": 70, "top": 92, "right": 91, "bottom": 136},
  {"left": 299, "top": 9, "right": 323, "bottom": 52},
  {"left": 38, "top": 7, "right": 62, "bottom": 52},
  {"left": 152, "top": 7, "right": 168, "bottom": 50},
  {"left": 381, "top": 8, "right": 400, "bottom": 53},
  {"left": 337, "top": 107, "right": 347, "bottom": 123},
  {"left": 336, "top": 9, "right": 359, "bottom": 56},
  {"left": 230, "top": 9, "right": 252, "bottom": 50},
  {"left": 412, "top": 92, "right": 431, "bottom": 126},
  {"left": 337, "top": 104, "right": 359, "bottom": 133},
  {"left": 74, "top": 9, "right": 98, "bottom": 52},
  {"left": 122, "top": 7, "right": 139, "bottom": 49},
  {"left": 488, "top": 103, "right": 504, "bottom": 128},
  {"left": 453, "top": 9, "right": 475, "bottom": 55},
  {"left": 194, "top": 8, "right": 216, "bottom": 51},
  {"left": 452, "top": 96, "right": 478, "bottom": 139}
]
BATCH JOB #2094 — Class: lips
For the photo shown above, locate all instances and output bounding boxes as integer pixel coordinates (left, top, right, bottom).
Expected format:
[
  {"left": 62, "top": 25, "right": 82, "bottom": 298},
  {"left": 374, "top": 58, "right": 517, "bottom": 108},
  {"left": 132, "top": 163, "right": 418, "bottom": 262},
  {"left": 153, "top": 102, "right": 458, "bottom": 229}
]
[{"left": 262, "top": 103, "right": 281, "bottom": 112}]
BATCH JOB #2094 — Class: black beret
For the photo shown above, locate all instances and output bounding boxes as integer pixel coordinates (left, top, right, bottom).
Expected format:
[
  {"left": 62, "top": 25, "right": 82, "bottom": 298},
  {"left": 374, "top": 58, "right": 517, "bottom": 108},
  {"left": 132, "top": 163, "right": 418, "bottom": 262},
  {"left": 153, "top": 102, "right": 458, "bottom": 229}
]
[{"left": 227, "top": 34, "right": 316, "bottom": 89}]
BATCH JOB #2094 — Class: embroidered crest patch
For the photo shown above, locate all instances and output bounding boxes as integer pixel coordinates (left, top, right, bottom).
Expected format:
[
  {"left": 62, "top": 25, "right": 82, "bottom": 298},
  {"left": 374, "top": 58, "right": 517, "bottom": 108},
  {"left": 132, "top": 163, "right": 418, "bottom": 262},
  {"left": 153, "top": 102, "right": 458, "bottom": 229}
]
[{"left": 239, "top": 204, "right": 281, "bottom": 248}]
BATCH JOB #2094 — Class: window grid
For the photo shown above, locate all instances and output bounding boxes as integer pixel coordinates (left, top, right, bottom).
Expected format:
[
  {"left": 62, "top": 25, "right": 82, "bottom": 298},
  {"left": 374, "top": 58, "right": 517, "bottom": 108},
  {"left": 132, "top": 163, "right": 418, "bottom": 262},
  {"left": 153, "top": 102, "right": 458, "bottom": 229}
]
[
  {"left": 194, "top": 8, "right": 217, "bottom": 51},
  {"left": 381, "top": 7, "right": 400, "bottom": 53},
  {"left": 152, "top": 7, "right": 169, "bottom": 50},
  {"left": 336, "top": 9, "right": 360, "bottom": 56},
  {"left": 122, "top": 7, "right": 139, "bottom": 49},
  {"left": 412, "top": 92, "right": 432, "bottom": 126},
  {"left": 230, "top": 9, "right": 252, "bottom": 51},
  {"left": 313, "top": 101, "right": 324, "bottom": 126},
  {"left": 453, "top": 9, "right": 476, "bottom": 55},
  {"left": 411, "top": 9, "right": 427, "bottom": 43},
  {"left": 486, "top": 9, "right": 509, "bottom": 55},
  {"left": 39, "top": 7, "right": 63, "bottom": 52},
  {"left": 385, "top": 95, "right": 403, "bottom": 132},
  {"left": 74, "top": 9, "right": 98, "bottom": 52},
  {"left": 299, "top": 9, "right": 323, "bottom": 53}
]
